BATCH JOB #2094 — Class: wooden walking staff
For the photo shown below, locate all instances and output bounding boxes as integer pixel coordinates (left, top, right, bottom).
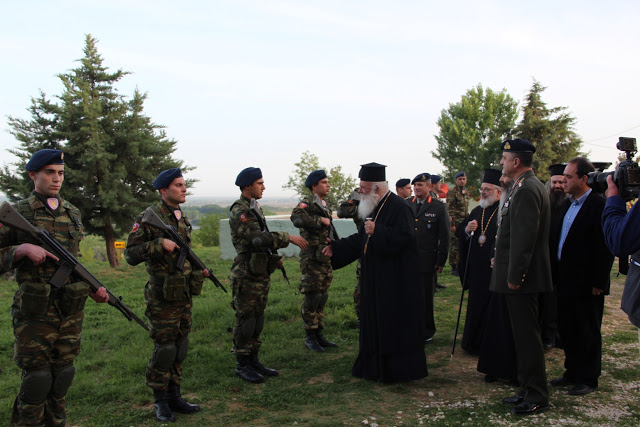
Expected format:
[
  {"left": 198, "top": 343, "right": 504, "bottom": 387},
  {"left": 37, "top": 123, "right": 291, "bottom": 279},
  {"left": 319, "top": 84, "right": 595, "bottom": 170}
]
[{"left": 451, "top": 231, "right": 474, "bottom": 360}]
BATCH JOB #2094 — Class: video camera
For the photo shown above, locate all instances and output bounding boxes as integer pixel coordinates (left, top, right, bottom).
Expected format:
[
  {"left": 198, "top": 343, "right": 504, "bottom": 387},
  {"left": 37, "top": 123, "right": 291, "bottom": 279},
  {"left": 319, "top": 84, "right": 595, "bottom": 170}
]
[{"left": 588, "top": 137, "right": 640, "bottom": 201}]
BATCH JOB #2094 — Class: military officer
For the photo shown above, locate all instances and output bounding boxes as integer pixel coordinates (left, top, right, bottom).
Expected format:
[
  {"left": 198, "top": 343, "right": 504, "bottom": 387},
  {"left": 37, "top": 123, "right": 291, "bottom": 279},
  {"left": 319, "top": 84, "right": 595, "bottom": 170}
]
[
  {"left": 291, "top": 170, "right": 338, "bottom": 352},
  {"left": 125, "top": 168, "right": 204, "bottom": 423},
  {"left": 395, "top": 178, "right": 412, "bottom": 199},
  {"left": 0, "top": 149, "right": 109, "bottom": 427},
  {"left": 446, "top": 171, "right": 470, "bottom": 276},
  {"left": 229, "top": 167, "right": 308, "bottom": 382}
]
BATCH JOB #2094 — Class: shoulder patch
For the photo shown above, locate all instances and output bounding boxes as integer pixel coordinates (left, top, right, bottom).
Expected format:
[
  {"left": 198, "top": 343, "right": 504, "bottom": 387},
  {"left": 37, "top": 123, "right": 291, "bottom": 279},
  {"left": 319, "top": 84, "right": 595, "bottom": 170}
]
[
  {"left": 299, "top": 202, "right": 308, "bottom": 208},
  {"left": 239, "top": 213, "right": 248, "bottom": 222},
  {"left": 131, "top": 222, "right": 140, "bottom": 233}
]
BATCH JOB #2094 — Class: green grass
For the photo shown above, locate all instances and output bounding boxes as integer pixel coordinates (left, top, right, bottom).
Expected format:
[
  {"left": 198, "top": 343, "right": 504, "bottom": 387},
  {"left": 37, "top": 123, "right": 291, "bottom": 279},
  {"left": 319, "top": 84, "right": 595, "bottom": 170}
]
[{"left": 1, "top": 249, "right": 639, "bottom": 425}]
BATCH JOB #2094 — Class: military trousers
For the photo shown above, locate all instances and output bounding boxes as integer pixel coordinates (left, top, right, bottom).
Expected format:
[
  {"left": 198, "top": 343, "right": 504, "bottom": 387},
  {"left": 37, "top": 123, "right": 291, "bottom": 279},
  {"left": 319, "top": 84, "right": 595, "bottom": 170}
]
[
  {"left": 231, "top": 277, "right": 270, "bottom": 356},
  {"left": 299, "top": 258, "right": 332, "bottom": 330}
]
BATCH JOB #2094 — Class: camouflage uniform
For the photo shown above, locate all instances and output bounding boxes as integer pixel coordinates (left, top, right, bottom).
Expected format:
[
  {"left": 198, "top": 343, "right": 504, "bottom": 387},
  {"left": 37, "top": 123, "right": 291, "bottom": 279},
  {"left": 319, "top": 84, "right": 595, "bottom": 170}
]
[
  {"left": 0, "top": 193, "right": 85, "bottom": 427},
  {"left": 124, "top": 202, "right": 203, "bottom": 391},
  {"left": 290, "top": 196, "right": 334, "bottom": 331},
  {"left": 229, "top": 197, "right": 290, "bottom": 356},
  {"left": 446, "top": 185, "right": 470, "bottom": 267},
  {"left": 337, "top": 197, "right": 362, "bottom": 321}
]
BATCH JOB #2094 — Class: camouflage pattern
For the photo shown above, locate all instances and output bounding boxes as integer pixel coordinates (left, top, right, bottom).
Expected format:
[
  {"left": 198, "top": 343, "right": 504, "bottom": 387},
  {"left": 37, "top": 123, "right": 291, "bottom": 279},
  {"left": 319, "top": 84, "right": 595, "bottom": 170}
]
[
  {"left": 336, "top": 197, "right": 363, "bottom": 320},
  {"left": 229, "top": 197, "right": 290, "bottom": 356},
  {"left": 290, "top": 196, "right": 334, "bottom": 330},
  {"left": 0, "top": 193, "right": 84, "bottom": 427},
  {"left": 446, "top": 185, "right": 470, "bottom": 266},
  {"left": 124, "top": 202, "right": 199, "bottom": 390}
]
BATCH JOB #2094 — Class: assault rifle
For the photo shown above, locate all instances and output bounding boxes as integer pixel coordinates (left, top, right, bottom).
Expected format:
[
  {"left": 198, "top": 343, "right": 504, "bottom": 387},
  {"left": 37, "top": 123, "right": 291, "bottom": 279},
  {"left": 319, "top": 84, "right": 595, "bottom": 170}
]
[
  {"left": 0, "top": 202, "right": 149, "bottom": 332},
  {"left": 141, "top": 208, "right": 227, "bottom": 293},
  {"left": 249, "top": 198, "right": 290, "bottom": 285},
  {"left": 313, "top": 194, "right": 339, "bottom": 241}
]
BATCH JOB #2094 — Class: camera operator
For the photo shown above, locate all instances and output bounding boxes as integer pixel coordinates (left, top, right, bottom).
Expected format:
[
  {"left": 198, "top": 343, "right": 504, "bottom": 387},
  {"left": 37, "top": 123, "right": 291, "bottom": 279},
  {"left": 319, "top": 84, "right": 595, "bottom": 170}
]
[{"left": 602, "top": 175, "right": 640, "bottom": 352}]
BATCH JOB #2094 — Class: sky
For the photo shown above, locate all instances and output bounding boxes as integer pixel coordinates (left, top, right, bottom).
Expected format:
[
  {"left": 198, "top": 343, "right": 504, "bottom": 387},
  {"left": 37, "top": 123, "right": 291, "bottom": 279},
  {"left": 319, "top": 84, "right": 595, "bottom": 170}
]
[{"left": 1, "top": 0, "right": 639, "bottom": 199}]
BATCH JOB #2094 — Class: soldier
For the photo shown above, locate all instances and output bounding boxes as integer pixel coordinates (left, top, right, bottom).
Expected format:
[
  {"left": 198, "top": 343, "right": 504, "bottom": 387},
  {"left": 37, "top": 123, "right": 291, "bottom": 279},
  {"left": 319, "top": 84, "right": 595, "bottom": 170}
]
[
  {"left": 229, "top": 167, "right": 308, "bottom": 382},
  {"left": 291, "top": 170, "right": 338, "bottom": 352},
  {"left": 446, "top": 171, "right": 470, "bottom": 276},
  {"left": 337, "top": 189, "right": 363, "bottom": 326},
  {"left": 124, "top": 168, "right": 204, "bottom": 423},
  {"left": 0, "top": 149, "right": 109, "bottom": 426},
  {"left": 395, "top": 178, "right": 412, "bottom": 199}
]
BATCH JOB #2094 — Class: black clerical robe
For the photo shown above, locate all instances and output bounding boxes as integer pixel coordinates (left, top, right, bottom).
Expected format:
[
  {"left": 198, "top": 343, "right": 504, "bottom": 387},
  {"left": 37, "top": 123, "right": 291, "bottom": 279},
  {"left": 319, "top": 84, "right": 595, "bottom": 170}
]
[{"left": 331, "top": 192, "right": 427, "bottom": 382}]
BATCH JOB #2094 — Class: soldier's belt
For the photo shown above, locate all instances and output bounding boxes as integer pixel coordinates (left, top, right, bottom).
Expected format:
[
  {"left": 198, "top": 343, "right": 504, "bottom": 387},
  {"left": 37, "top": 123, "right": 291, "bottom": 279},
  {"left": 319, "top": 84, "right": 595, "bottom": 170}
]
[{"left": 148, "top": 274, "right": 190, "bottom": 286}]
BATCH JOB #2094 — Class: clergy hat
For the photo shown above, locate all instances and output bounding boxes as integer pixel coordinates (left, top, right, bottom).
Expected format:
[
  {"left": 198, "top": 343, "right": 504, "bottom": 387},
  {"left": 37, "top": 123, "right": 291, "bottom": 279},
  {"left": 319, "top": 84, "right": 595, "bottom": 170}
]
[
  {"left": 359, "top": 163, "right": 386, "bottom": 181},
  {"left": 305, "top": 170, "right": 327, "bottom": 189},
  {"left": 430, "top": 174, "right": 442, "bottom": 184},
  {"left": 501, "top": 138, "right": 536, "bottom": 153},
  {"left": 25, "top": 149, "right": 64, "bottom": 171},
  {"left": 235, "top": 167, "right": 263, "bottom": 188},
  {"left": 455, "top": 171, "right": 466, "bottom": 179},
  {"left": 482, "top": 168, "right": 502, "bottom": 186},
  {"left": 153, "top": 168, "right": 183, "bottom": 189},
  {"left": 411, "top": 173, "right": 431, "bottom": 185},
  {"left": 395, "top": 178, "right": 410, "bottom": 188},
  {"left": 548, "top": 163, "right": 567, "bottom": 177}
]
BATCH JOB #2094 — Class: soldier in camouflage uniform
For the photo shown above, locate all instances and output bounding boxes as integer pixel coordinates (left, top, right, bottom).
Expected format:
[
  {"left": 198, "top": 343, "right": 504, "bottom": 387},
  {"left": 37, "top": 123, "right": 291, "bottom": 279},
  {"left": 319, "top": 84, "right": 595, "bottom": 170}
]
[
  {"left": 446, "top": 171, "right": 470, "bottom": 276},
  {"left": 337, "top": 189, "right": 363, "bottom": 325},
  {"left": 124, "top": 168, "right": 204, "bottom": 423},
  {"left": 291, "top": 170, "right": 338, "bottom": 352},
  {"left": 229, "top": 167, "right": 308, "bottom": 383},
  {"left": 0, "top": 149, "right": 109, "bottom": 427}
]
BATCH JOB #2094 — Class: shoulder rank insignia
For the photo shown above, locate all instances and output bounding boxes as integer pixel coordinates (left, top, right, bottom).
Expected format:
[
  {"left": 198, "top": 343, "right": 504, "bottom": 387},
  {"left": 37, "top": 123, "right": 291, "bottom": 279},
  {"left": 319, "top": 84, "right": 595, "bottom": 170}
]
[
  {"left": 239, "top": 213, "right": 248, "bottom": 222},
  {"left": 299, "top": 202, "right": 308, "bottom": 208},
  {"left": 131, "top": 222, "right": 140, "bottom": 233},
  {"left": 174, "top": 210, "right": 182, "bottom": 221}
]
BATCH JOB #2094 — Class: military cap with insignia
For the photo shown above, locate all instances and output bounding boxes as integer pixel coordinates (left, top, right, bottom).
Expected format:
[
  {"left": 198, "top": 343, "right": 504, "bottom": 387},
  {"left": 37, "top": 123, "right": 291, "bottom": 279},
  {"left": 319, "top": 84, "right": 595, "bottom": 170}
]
[
  {"left": 411, "top": 173, "right": 431, "bottom": 185},
  {"left": 501, "top": 138, "right": 536, "bottom": 153},
  {"left": 455, "top": 171, "right": 466, "bottom": 179},
  {"left": 153, "top": 168, "right": 183, "bottom": 189},
  {"left": 235, "top": 167, "right": 262, "bottom": 188},
  {"left": 305, "top": 169, "right": 327, "bottom": 189},
  {"left": 395, "top": 178, "right": 410, "bottom": 188},
  {"left": 548, "top": 163, "right": 567, "bottom": 177},
  {"left": 359, "top": 162, "right": 386, "bottom": 181},
  {"left": 482, "top": 168, "right": 502, "bottom": 186},
  {"left": 25, "top": 149, "right": 64, "bottom": 171},
  {"left": 430, "top": 174, "right": 442, "bottom": 184}
]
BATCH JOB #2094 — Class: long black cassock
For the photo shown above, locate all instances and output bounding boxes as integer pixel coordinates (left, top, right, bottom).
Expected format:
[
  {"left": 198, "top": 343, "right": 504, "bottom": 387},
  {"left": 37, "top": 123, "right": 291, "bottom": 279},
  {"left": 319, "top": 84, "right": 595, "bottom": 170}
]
[
  {"left": 331, "top": 192, "right": 427, "bottom": 382},
  {"left": 458, "top": 201, "right": 516, "bottom": 380}
]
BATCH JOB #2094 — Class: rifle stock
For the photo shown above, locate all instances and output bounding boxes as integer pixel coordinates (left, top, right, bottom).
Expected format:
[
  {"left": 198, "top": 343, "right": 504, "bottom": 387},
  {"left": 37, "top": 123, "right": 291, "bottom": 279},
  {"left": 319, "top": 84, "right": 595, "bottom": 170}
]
[
  {"left": 0, "top": 201, "right": 150, "bottom": 332},
  {"left": 140, "top": 208, "right": 228, "bottom": 293}
]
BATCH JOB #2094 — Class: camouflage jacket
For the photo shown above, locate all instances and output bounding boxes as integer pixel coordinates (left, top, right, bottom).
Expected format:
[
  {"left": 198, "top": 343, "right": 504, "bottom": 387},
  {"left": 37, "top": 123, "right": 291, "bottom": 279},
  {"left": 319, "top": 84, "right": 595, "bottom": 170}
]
[
  {"left": 446, "top": 186, "right": 470, "bottom": 225},
  {"left": 229, "top": 196, "right": 290, "bottom": 280},
  {"left": 0, "top": 193, "right": 83, "bottom": 284},
  {"left": 124, "top": 202, "right": 194, "bottom": 278},
  {"left": 290, "top": 196, "right": 334, "bottom": 247},
  {"left": 337, "top": 197, "right": 363, "bottom": 229}
]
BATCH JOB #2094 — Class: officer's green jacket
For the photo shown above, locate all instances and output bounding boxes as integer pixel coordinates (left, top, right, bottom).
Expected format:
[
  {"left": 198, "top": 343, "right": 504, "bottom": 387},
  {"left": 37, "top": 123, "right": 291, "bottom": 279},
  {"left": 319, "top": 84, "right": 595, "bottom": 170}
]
[
  {"left": 490, "top": 170, "right": 553, "bottom": 294},
  {"left": 290, "top": 196, "right": 334, "bottom": 247}
]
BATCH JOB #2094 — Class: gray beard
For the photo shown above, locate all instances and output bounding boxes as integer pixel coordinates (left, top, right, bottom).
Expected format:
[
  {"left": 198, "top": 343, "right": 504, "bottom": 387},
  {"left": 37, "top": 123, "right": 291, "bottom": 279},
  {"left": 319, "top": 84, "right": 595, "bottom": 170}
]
[
  {"left": 499, "top": 185, "right": 512, "bottom": 211},
  {"left": 358, "top": 192, "right": 381, "bottom": 220},
  {"left": 479, "top": 194, "right": 498, "bottom": 209}
]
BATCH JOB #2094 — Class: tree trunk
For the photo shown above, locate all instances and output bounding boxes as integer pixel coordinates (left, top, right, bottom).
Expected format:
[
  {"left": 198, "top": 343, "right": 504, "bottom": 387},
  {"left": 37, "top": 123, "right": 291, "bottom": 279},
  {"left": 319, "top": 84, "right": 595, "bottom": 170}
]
[{"left": 103, "top": 211, "right": 120, "bottom": 267}]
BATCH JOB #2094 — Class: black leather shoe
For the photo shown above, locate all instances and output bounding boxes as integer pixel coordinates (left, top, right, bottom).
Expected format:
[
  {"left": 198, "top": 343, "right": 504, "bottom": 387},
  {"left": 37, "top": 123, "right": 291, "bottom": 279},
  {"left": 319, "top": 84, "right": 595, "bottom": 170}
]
[
  {"left": 424, "top": 336, "right": 433, "bottom": 344},
  {"left": 436, "top": 283, "right": 447, "bottom": 289},
  {"left": 502, "top": 394, "right": 524, "bottom": 405},
  {"left": 511, "top": 402, "right": 549, "bottom": 415},
  {"left": 568, "top": 384, "right": 597, "bottom": 395},
  {"left": 550, "top": 377, "right": 574, "bottom": 387}
]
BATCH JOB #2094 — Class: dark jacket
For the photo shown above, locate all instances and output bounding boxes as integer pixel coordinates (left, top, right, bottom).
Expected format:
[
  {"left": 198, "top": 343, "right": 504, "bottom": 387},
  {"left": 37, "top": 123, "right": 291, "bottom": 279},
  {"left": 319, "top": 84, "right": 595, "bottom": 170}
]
[{"left": 407, "top": 196, "right": 450, "bottom": 273}]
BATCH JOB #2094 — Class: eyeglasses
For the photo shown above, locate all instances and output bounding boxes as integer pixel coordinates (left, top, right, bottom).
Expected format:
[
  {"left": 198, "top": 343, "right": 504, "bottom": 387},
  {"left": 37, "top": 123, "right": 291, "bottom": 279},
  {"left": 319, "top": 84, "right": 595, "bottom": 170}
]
[{"left": 480, "top": 187, "right": 494, "bottom": 193}]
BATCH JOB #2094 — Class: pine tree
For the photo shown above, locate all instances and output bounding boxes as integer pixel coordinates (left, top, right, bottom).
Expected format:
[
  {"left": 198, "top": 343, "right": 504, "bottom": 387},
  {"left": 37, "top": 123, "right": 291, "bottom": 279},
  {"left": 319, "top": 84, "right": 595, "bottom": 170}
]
[{"left": 1, "top": 35, "right": 189, "bottom": 266}]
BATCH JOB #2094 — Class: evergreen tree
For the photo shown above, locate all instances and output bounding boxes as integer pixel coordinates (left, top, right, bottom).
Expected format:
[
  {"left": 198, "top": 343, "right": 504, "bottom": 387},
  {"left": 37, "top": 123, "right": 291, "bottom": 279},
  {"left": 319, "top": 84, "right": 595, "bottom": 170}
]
[
  {"left": 432, "top": 84, "right": 519, "bottom": 193},
  {"left": 1, "top": 35, "right": 190, "bottom": 266},
  {"left": 514, "top": 79, "right": 583, "bottom": 181}
]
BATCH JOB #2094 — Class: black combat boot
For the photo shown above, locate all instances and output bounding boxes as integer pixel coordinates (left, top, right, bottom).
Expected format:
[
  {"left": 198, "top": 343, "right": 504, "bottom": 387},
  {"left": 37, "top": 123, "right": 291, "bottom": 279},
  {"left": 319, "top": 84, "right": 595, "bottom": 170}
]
[
  {"left": 167, "top": 381, "right": 200, "bottom": 414},
  {"left": 235, "top": 355, "right": 265, "bottom": 383},
  {"left": 304, "top": 329, "right": 325, "bottom": 352},
  {"left": 316, "top": 329, "right": 337, "bottom": 348},
  {"left": 153, "top": 388, "right": 176, "bottom": 423},
  {"left": 250, "top": 352, "right": 279, "bottom": 377}
]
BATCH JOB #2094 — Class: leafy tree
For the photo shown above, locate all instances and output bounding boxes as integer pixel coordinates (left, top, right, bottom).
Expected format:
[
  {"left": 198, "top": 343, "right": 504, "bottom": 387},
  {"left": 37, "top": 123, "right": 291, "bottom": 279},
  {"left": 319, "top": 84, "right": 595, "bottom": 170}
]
[
  {"left": 193, "top": 212, "right": 225, "bottom": 247},
  {"left": 0, "top": 35, "right": 190, "bottom": 266},
  {"left": 433, "top": 84, "right": 519, "bottom": 192},
  {"left": 514, "top": 79, "right": 583, "bottom": 181},
  {"left": 283, "top": 151, "right": 357, "bottom": 211}
]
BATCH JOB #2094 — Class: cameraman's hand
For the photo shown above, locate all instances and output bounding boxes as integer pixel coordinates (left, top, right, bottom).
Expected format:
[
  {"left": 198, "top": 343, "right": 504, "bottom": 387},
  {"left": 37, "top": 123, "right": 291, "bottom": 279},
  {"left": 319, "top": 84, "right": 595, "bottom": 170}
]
[{"left": 605, "top": 175, "right": 619, "bottom": 198}]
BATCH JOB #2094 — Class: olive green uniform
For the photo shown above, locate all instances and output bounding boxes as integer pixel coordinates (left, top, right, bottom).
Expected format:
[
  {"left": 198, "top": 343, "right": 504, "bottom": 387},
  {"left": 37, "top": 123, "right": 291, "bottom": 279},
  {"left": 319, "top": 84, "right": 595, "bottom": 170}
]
[
  {"left": 229, "top": 197, "right": 290, "bottom": 356},
  {"left": 0, "top": 193, "right": 85, "bottom": 427},
  {"left": 290, "top": 196, "right": 334, "bottom": 330},
  {"left": 446, "top": 185, "right": 470, "bottom": 267},
  {"left": 124, "top": 202, "right": 204, "bottom": 391}
]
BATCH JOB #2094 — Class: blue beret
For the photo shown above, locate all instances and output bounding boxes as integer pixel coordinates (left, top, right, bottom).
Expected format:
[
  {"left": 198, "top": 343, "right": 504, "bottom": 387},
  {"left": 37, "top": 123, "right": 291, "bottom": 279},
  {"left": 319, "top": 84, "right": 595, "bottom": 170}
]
[
  {"left": 430, "top": 174, "right": 442, "bottom": 184},
  {"left": 395, "top": 178, "right": 410, "bottom": 188},
  {"left": 359, "top": 162, "right": 386, "bottom": 181},
  {"left": 411, "top": 173, "right": 431, "bottom": 185},
  {"left": 501, "top": 138, "right": 536, "bottom": 153},
  {"left": 153, "top": 168, "right": 183, "bottom": 189},
  {"left": 305, "top": 170, "right": 327, "bottom": 189},
  {"left": 455, "top": 171, "right": 466, "bottom": 179},
  {"left": 235, "top": 167, "right": 262, "bottom": 188},
  {"left": 25, "top": 149, "right": 64, "bottom": 171}
]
